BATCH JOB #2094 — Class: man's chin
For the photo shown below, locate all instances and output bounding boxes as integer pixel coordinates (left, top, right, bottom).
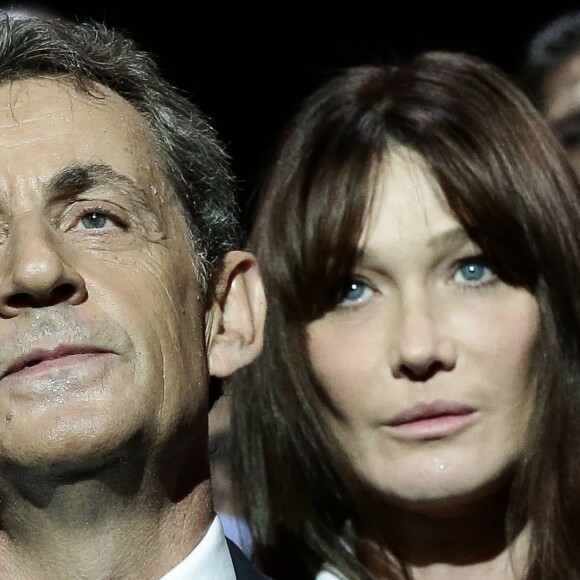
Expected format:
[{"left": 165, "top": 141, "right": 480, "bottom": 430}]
[{"left": 0, "top": 413, "right": 148, "bottom": 474}]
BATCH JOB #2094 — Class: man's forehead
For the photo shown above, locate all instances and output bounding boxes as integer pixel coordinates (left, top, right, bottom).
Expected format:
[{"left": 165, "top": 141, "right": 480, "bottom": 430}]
[
  {"left": 0, "top": 77, "right": 167, "bottom": 198},
  {"left": 0, "top": 77, "right": 121, "bottom": 120}
]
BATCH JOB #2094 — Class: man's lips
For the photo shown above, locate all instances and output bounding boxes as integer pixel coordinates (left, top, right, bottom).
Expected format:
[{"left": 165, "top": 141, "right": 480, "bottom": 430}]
[
  {"left": 386, "top": 400, "right": 477, "bottom": 440},
  {"left": 1, "top": 346, "right": 113, "bottom": 380}
]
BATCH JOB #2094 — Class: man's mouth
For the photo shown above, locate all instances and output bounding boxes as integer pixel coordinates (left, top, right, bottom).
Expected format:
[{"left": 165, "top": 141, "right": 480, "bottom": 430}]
[{"left": 2, "top": 346, "right": 112, "bottom": 379}]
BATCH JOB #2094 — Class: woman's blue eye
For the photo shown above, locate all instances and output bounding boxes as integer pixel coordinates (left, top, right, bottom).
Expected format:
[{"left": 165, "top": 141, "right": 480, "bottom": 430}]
[
  {"left": 338, "top": 280, "right": 372, "bottom": 306},
  {"left": 454, "top": 260, "right": 496, "bottom": 285},
  {"left": 80, "top": 212, "right": 110, "bottom": 229}
]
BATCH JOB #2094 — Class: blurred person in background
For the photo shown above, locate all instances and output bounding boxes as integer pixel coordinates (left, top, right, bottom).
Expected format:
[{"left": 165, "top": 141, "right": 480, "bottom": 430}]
[{"left": 521, "top": 9, "right": 580, "bottom": 177}]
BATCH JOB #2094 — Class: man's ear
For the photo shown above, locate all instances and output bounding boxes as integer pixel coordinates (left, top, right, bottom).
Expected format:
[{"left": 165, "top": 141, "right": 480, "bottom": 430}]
[{"left": 206, "top": 250, "right": 266, "bottom": 378}]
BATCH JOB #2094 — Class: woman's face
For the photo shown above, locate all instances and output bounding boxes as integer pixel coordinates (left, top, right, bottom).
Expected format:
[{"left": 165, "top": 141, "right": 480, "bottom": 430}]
[{"left": 306, "top": 149, "right": 539, "bottom": 513}]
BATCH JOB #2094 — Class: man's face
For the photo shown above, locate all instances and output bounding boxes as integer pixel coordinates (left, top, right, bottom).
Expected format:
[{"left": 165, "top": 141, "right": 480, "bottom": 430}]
[{"left": 0, "top": 78, "right": 209, "bottom": 468}]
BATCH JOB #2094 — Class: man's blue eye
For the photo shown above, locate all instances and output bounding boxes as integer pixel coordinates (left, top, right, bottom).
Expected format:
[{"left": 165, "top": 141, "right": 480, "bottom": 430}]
[
  {"left": 454, "top": 260, "right": 495, "bottom": 285},
  {"left": 81, "top": 212, "right": 109, "bottom": 229}
]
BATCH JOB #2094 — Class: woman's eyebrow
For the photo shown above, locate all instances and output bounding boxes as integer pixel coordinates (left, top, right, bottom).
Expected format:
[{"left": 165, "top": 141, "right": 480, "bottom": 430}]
[
  {"left": 358, "top": 227, "right": 473, "bottom": 261},
  {"left": 427, "top": 227, "right": 473, "bottom": 252}
]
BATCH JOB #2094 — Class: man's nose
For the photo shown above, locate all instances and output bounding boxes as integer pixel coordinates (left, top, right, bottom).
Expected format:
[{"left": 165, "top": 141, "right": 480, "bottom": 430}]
[
  {"left": 389, "top": 295, "right": 456, "bottom": 381},
  {"left": 0, "top": 214, "right": 87, "bottom": 317}
]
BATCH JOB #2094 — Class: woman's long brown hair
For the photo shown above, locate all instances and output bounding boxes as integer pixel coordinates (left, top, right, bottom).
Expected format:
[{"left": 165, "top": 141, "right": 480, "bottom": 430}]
[{"left": 230, "top": 51, "right": 580, "bottom": 579}]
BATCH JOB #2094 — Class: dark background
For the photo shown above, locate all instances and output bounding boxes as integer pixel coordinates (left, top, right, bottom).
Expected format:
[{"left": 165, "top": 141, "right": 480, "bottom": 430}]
[{"left": 3, "top": 2, "right": 579, "bottom": 226}]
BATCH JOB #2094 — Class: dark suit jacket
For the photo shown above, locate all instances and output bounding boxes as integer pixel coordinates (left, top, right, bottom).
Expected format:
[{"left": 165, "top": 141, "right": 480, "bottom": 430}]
[{"left": 227, "top": 539, "right": 273, "bottom": 580}]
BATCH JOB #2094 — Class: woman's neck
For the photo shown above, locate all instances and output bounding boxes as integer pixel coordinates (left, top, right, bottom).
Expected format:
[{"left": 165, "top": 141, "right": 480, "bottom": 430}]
[{"left": 354, "top": 488, "right": 529, "bottom": 580}]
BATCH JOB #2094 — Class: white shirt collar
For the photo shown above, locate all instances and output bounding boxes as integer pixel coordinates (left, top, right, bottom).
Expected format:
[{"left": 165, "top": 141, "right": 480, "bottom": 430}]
[{"left": 160, "top": 516, "right": 236, "bottom": 579}]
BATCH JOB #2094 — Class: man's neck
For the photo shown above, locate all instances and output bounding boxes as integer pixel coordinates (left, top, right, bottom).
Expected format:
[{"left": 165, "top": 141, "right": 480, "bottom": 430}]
[{"left": 0, "top": 452, "right": 214, "bottom": 579}]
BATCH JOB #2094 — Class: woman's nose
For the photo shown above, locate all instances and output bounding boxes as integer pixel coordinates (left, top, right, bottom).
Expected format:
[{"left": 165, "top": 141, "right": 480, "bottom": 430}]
[{"left": 389, "top": 297, "right": 457, "bottom": 381}]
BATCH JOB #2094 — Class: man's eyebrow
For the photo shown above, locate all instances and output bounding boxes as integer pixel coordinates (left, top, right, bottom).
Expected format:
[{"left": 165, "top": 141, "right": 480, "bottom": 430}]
[{"left": 46, "top": 163, "right": 139, "bottom": 199}]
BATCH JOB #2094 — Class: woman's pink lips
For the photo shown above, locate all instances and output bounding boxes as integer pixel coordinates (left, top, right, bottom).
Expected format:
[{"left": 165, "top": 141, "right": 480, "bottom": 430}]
[{"left": 386, "top": 400, "right": 477, "bottom": 440}]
